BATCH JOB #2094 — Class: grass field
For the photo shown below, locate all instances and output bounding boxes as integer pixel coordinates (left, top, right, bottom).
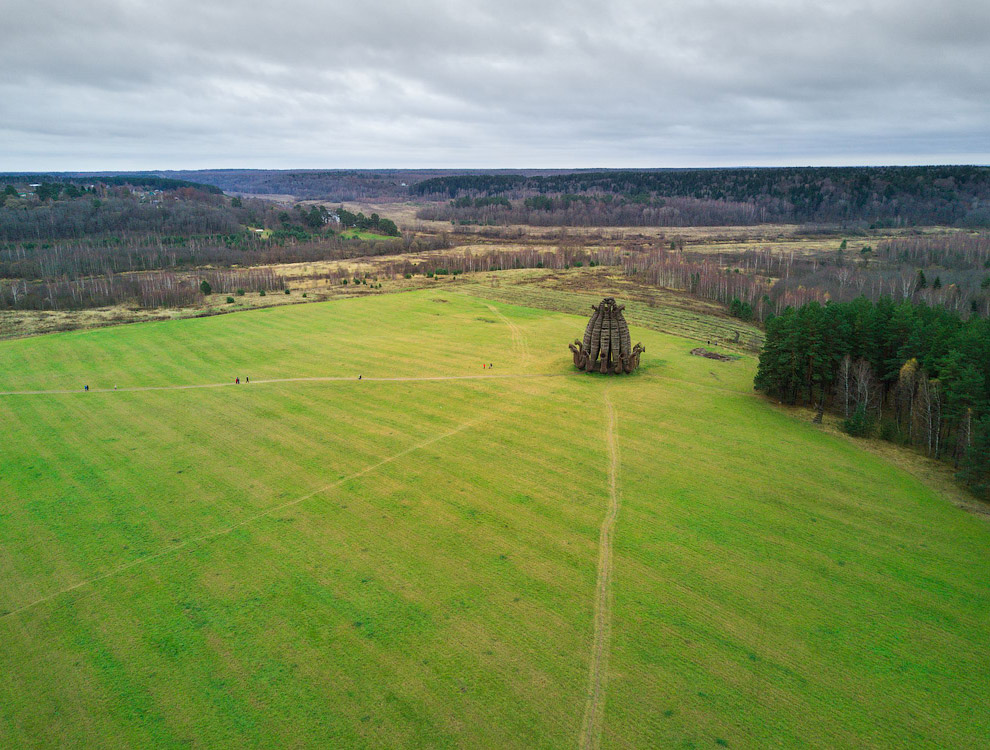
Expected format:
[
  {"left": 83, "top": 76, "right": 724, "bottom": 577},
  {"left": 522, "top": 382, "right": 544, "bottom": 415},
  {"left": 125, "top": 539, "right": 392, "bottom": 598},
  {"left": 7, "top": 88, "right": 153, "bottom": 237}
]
[
  {"left": 1, "top": 290, "right": 988, "bottom": 748},
  {"left": 341, "top": 229, "right": 397, "bottom": 241},
  {"left": 458, "top": 267, "right": 765, "bottom": 352}
]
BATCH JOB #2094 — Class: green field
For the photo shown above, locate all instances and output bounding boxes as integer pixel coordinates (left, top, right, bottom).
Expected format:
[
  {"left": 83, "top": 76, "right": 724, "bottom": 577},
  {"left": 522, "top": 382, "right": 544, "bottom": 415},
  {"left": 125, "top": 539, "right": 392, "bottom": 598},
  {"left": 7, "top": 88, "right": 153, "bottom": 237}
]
[
  {"left": 341, "top": 229, "right": 395, "bottom": 241},
  {"left": 1, "top": 291, "right": 988, "bottom": 748}
]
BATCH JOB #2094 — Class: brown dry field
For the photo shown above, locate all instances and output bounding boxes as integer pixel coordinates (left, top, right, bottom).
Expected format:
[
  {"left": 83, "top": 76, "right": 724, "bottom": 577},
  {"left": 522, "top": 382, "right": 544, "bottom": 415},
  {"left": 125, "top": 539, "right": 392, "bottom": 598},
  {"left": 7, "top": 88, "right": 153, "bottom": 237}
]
[
  {"left": 1, "top": 213, "right": 966, "bottom": 341},
  {"left": 342, "top": 200, "right": 961, "bottom": 252},
  {"left": 0, "top": 263, "right": 746, "bottom": 346}
]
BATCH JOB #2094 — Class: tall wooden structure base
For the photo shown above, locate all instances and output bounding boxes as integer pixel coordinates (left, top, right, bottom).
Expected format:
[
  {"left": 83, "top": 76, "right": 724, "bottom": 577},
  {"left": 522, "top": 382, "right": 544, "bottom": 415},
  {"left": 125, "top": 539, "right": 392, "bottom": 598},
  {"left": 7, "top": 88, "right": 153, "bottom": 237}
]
[{"left": 569, "top": 297, "right": 644, "bottom": 374}]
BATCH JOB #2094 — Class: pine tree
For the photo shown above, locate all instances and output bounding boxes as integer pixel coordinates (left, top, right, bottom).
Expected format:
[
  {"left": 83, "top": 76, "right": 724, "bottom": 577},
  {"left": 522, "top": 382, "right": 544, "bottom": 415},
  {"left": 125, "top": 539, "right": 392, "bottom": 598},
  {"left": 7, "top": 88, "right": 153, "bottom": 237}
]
[
  {"left": 957, "top": 415, "right": 990, "bottom": 499},
  {"left": 843, "top": 403, "right": 872, "bottom": 437},
  {"left": 797, "top": 301, "right": 829, "bottom": 405},
  {"left": 755, "top": 308, "right": 798, "bottom": 401}
]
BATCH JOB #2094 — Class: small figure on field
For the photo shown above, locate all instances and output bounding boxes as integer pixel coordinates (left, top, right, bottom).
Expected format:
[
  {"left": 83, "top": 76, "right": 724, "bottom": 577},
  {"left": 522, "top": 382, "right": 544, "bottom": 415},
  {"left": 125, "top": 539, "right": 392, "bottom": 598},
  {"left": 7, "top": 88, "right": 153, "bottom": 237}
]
[
  {"left": 84, "top": 385, "right": 88, "bottom": 391},
  {"left": 358, "top": 375, "right": 362, "bottom": 380},
  {"left": 245, "top": 376, "right": 249, "bottom": 383},
  {"left": 235, "top": 377, "right": 240, "bottom": 384}
]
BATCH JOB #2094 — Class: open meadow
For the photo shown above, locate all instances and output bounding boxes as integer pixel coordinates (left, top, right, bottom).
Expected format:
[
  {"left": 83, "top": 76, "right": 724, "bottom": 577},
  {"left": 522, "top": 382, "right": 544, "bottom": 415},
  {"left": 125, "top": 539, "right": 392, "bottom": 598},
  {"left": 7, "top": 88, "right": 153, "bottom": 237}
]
[{"left": 1, "top": 290, "right": 988, "bottom": 748}]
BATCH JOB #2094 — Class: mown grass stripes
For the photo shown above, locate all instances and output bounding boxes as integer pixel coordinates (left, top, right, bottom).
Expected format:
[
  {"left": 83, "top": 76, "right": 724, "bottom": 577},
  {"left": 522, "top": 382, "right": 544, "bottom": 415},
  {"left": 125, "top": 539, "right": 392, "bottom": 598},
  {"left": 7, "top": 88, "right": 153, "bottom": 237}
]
[{"left": 1, "top": 289, "right": 987, "bottom": 748}]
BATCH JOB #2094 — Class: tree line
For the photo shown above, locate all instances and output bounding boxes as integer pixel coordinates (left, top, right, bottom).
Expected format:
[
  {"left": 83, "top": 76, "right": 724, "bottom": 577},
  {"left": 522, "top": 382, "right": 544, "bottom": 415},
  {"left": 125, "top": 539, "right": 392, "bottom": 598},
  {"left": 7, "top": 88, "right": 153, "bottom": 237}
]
[
  {"left": 17, "top": 168, "right": 990, "bottom": 228},
  {"left": 753, "top": 297, "right": 990, "bottom": 498},
  {"left": 1, "top": 267, "right": 284, "bottom": 310},
  {"left": 0, "top": 181, "right": 417, "bottom": 311},
  {"left": 0, "top": 183, "right": 405, "bottom": 244},
  {"left": 330, "top": 206, "right": 399, "bottom": 235},
  {"left": 622, "top": 233, "right": 990, "bottom": 324},
  {"left": 417, "top": 194, "right": 764, "bottom": 227},
  {"left": 130, "top": 169, "right": 414, "bottom": 201},
  {"left": 0, "top": 174, "right": 223, "bottom": 195},
  {"left": 0, "top": 228, "right": 450, "bottom": 311},
  {"left": 378, "top": 246, "right": 620, "bottom": 279},
  {"left": 413, "top": 166, "right": 990, "bottom": 227},
  {"left": 0, "top": 230, "right": 407, "bottom": 281},
  {"left": 0, "top": 186, "right": 246, "bottom": 242},
  {"left": 0, "top": 197, "right": 420, "bottom": 310}
]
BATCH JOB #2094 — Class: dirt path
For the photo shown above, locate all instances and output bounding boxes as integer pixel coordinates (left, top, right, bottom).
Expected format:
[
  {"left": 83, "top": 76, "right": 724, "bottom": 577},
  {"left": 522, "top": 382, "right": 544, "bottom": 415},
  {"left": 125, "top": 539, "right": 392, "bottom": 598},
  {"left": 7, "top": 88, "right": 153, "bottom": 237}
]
[
  {"left": 579, "top": 391, "right": 621, "bottom": 750},
  {"left": 0, "top": 417, "right": 483, "bottom": 620},
  {"left": 0, "top": 371, "right": 754, "bottom": 399},
  {"left": 0, "top": 372, "right": 568, "bottom": 397},
  {"left": 487, "top": 304, "right": 532, "bottom": 367}
]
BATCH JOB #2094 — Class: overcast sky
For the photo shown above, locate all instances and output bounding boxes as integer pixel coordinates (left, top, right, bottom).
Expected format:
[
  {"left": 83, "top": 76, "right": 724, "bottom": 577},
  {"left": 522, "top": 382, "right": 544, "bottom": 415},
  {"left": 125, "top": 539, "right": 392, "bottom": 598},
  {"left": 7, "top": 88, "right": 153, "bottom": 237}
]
[{"left": 2, "top": 0, "right": 988, "bottom": 171}]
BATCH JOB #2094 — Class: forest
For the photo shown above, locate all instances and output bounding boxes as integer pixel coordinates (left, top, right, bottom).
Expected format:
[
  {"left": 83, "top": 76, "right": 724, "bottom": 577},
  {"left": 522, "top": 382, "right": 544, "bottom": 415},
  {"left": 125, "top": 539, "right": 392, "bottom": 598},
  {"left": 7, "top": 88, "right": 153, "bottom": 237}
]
[
  {"left": 155, "top": 170, "right": 412, "bottom": 201},
  {"left": 0, "top": 225, "right": 434, "bottom": 310},
  {"left": 1, "top": 174, "right": 223, "bottom": 194},
  {"left": 13, "top": 167, "right": 990, "bottom": 228},
  {"left": 0, "top": 178, "right": 282, "bottom": 243},
  {"left": 135, "top": 168, "right": 576, "bottom": 200},
  {"left": 0, "top": 179, "right": 412, "bottom": 310},
  {"left": 414, "top": 166, "right": 990, "bottom": 227},
  {"left": 753, "top": 297, "right": 990, "bottom": 498},
  {"left": 419, "top": 194, "right": 769, "bottom": 227},
  {"left": 622, "top": 233, "right": 990, "bottom": 321}
]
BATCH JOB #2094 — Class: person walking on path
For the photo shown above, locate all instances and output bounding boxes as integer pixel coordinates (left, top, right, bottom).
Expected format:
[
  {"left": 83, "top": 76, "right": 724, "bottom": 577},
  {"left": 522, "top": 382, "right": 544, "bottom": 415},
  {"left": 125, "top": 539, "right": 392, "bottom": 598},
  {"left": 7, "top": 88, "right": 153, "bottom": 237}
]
[{"left": 235, "top": 377, "right": 240, "bottom": 384}]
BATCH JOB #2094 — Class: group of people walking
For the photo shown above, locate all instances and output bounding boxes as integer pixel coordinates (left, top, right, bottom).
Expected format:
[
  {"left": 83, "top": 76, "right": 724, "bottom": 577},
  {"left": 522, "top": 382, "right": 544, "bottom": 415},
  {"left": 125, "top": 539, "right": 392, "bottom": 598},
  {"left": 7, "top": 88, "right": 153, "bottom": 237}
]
[{"left": 82, "top": 364, "right": 502, "bottom": 392}]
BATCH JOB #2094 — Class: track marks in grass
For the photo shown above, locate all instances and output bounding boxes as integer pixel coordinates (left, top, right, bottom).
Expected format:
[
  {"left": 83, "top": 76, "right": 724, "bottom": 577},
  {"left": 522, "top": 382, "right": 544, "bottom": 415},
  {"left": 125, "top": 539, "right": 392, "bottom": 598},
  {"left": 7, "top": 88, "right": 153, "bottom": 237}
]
[
  {"left": 0, "top": 417, "right": 484, "bottom": 620},
  {"left": 579, "top": 391, "right": 621, "bottom": 750},
  {"left": 487, "top": 304, "right": 531, "bottom": 368}
]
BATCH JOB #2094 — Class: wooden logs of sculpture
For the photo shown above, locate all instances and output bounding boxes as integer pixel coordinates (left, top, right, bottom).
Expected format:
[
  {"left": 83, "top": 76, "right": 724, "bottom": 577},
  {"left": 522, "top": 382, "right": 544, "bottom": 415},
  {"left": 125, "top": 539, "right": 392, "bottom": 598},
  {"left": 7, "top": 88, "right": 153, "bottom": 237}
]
[{"left": 569, "top": 297, "right": 645, "bottom": 374}]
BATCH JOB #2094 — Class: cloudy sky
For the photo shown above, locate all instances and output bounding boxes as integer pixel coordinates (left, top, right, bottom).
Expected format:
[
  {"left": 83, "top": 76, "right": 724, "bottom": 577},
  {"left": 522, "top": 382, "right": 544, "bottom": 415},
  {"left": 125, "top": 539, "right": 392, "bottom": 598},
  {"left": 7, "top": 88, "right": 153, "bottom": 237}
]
[{"left": 2, "top": 0, "right": 988, "bottom": 170}]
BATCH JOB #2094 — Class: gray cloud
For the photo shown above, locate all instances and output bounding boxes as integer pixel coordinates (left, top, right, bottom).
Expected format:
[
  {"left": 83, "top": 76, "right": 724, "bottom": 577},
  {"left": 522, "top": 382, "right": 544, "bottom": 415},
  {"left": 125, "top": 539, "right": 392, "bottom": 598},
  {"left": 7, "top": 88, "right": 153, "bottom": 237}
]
[{"left": 1, "top": 0, "right": 988, "bottom": 169}]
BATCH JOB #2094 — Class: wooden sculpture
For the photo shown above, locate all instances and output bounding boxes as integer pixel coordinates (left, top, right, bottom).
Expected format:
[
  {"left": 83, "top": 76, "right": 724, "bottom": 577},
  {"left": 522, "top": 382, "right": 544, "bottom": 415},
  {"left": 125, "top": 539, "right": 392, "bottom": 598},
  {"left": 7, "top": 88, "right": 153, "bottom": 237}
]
[{"left": 569, "top": 297, "right": 645, "bottom": 374}]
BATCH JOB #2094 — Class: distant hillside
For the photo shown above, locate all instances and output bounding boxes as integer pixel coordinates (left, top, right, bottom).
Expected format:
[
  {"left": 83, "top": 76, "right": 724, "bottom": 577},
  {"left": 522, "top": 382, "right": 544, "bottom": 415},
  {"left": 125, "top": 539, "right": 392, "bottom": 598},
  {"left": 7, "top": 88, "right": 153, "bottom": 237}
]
[
  {"left": 414, "top": 166, "right": 990, "bottom": 227},
  {"left": 0, "top": 173, "right": 223, "bottom": 195},
  {"left": 0, "top": 180, "right": 242, "bottom": 242},
  {"left": 137, "top": 169, "right": 590, "bottom": 201},
  {"left": 11, "top": 169, "right": 613, "bottom": 202},
  {"left": 83, "top": 165, "right": 990, "bottom": 227},
  {"left": 15, "top": 166, "right": 990, "bottom": 226}
]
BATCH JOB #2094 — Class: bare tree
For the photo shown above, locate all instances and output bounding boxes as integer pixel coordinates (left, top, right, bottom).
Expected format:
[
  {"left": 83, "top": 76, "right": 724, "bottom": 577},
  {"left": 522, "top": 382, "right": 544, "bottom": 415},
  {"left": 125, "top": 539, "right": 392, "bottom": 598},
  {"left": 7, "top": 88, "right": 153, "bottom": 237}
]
[
  {"left": 851, "top": 358, "right": 880, "bottom": 419},
  {"left": 915, "top": 374, "right": 943, "bottom": 458},
  {"left": 954, "top": 408, "right": 973, "bottom": 468},
  {"left": 836, "top": 354, "right": 853, "bottom": 417}
]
